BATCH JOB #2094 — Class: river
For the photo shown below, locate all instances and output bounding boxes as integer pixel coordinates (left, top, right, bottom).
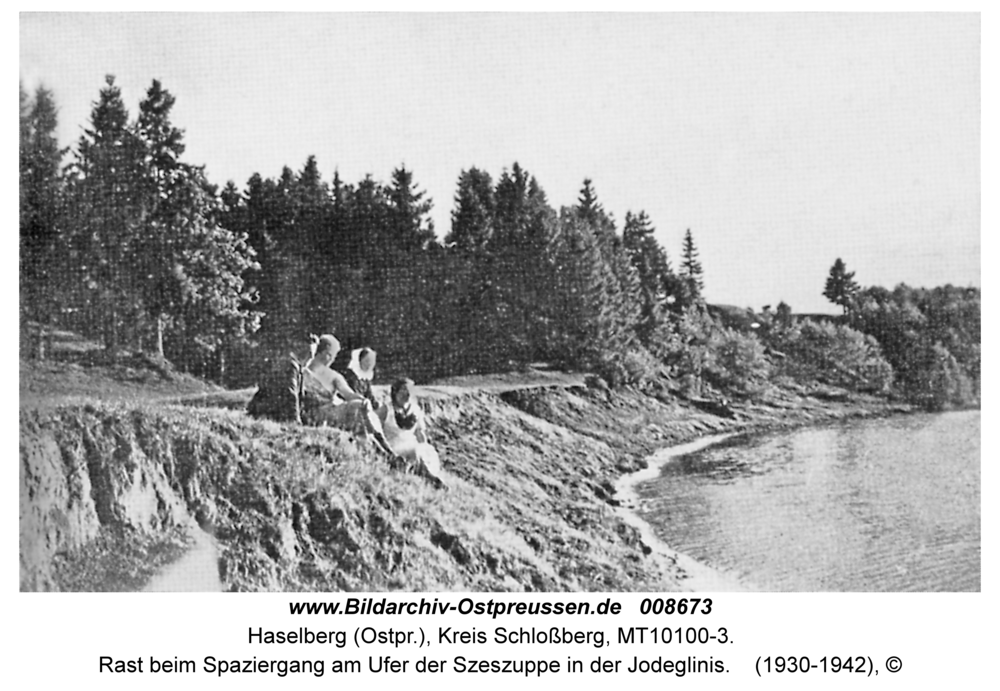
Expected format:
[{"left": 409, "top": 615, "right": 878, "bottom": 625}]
[{"left": 634, "top": 411, "right": 980, "bottom": 591}]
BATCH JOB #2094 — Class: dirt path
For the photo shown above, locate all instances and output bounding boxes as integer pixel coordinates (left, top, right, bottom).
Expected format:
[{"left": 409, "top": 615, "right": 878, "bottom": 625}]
[{"left": 143, "top": 526, "right": 223, "bottom": 592}]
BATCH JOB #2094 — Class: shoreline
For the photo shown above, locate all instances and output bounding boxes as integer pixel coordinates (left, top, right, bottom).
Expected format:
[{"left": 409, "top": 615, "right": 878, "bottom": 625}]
[
  {"left": 21, "top": 365, "right": 922, "bottom": 592},
  {"left": 615, "top": 433, "right": 749, "bottom": 592}
]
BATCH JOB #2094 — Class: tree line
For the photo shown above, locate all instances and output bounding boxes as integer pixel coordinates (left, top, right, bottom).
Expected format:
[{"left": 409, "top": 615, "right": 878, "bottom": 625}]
[
  {"left": 21, "top": 76, "right": 258, "bottom": 375},
  {"left": 823, "top": 260, "right": 980, "bottom": 409},
  {"left": 20, "top": 78, "right": 979, "bottom": 410}
]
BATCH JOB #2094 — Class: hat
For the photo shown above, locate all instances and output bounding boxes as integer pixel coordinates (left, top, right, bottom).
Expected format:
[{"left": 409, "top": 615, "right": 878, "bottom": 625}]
[{"left": 349, "top": 347, "right": 376, "bottom": 381}]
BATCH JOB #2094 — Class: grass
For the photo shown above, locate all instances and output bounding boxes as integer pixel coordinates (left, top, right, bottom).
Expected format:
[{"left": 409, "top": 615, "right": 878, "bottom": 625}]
[
  {"left": 20, "top": 327, "right": 913, "bottom": 592},
  {"left": 50, "top": 525, "right": 191, "bottom": 592}
]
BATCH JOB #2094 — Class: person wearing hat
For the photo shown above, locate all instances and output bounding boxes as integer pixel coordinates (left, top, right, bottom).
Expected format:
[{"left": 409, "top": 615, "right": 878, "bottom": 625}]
[
  {"left": 342, "top": 347, "right": 379, "bottom": 407},
  {"left": 301, "top": 334, "right": 396, "bottom": 458}
]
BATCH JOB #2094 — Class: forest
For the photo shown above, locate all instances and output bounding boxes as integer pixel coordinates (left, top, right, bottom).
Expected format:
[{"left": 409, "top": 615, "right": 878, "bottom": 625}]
[{"left": 19, "top": 77, "right": 980, "bottom": 411}]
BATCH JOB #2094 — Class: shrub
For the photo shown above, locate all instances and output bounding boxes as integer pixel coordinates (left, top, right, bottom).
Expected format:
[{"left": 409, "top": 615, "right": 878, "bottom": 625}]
[
  {"left": 618, "top": 347, "right": 669, "bottom": 389},
  {"left": 902, "top": 342, "right": 976, "bottom": 410},
  {"left": 704, "top": 327, "right": 771, "bottom": 397},
  {"left": 773, "top": 319, "right": 893, "bottom": 392}
]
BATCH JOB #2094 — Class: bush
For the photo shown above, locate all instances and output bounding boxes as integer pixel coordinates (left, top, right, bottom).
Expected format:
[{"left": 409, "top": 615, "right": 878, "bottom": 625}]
[
  {"left": 704, "top": 327, "right": 771, "bottom": 397},
  {"left": 773, "top": 319, "right": 893, "bottom": 393},
  {"left": 902, "top": 342, "right": 977, "bottom": 410},
  {"left": 618, "top": 347, "right": 670, "bottom": 390},
  {"left": 650, "top": 307, "right": 770, "bottom": 398},
  {"left": 653, "top": 307, "right": 714, "bottom": 396}
]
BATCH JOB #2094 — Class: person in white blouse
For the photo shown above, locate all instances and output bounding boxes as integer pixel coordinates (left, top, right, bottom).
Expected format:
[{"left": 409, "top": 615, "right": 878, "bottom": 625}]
[
  {"left": 378, "top": 378, "right": 445, "bottom": 487},
  {"left": 300, "top": 334, "right": 396, "bottom": 459}
]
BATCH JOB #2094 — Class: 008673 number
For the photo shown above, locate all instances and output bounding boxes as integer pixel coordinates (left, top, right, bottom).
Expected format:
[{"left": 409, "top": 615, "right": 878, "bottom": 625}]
[{"left": 638, "top": 598, "right": 713, "bottom": 615}]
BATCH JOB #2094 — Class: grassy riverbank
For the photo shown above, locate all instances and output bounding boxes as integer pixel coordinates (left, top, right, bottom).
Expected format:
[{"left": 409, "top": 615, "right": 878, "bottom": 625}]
[{"left": 19, "top": 357, "right": 911, "bottom": 592}]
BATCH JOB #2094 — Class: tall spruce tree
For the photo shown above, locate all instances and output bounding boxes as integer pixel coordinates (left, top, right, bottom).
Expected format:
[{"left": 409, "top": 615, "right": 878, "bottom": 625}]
[
  {"left": 19, "top": 83, "right": 32, "bottom": 236},
  {"left": 132, "top": 79, "right": 260, "bottom": 361},
  {"left": 680, "top": 228, "right": 705, "bottom": 306},
  {"left": 133, "top": 79, "right": 188, "bottom": 355},
  {"left": 535, "top": 180, "right": 645, "bottom": 382},
  {"left": 492, "top": 163, "right": 532, "bottom": 250},
  {"left": 387, "top": 166, "right": 435, "bottom": 254},
  {"left": 64, "top": 76, "right": 259, "bottom": 362},
  {"left": 20, "top": 83, "right": 66, "bottom": 323},
  {"left": 572, "top": 180, "right": 642, "bottom": 348},
  {"left": 446, "top": 167, "right": 495, "bottom": 252},
  {"left": 623, "top": 210, "right": 679, "bottom": 343},
  {"left": 576, "top": 179, "right": 601, "bottom": 221},
  {"left": 823, "top": 257, "right": 859, "bottom": 314},
  {"left": 296, "top": 155, "right": 330, "bottom": 250},
  {"left": 65, "top": 75, "right": 147, "bottom": 352},
  {"left": 552, "top": 211, "right": 638, "bottom": 380}
]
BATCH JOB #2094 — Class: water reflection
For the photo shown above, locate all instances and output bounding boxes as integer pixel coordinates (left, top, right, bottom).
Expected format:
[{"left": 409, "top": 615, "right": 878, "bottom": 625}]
[{"left": 636, "top": 412, "right": 980, "bottom": 592}]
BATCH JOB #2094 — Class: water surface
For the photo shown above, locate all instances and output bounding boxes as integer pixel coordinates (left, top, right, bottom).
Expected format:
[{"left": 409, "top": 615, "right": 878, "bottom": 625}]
[{"left": 635, "top": 411, "right": 980, "bottom": 591}]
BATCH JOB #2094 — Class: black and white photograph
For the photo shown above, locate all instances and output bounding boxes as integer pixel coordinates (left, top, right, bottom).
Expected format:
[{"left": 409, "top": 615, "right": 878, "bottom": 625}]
[{"left": 19, "top": 12, "right": 980, "bottom": 597}]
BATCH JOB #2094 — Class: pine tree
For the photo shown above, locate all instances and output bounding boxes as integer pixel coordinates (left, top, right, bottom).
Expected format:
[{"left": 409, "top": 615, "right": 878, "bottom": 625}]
[
  {"left": 295, "top": 155, "right": 330, "bottom": 251},
  {"left": 20, "top": 83, "right": 66, "bottom": 323},
  {"left": 623, "top": 210, "right": 679, "bottom": 343},
  {"left": 572, "top": 178, "right": 617, "bottom": 243},
  {"left": 571, "top": 181, "right": 642, "bottom": 352},
  {"left": 136, "top": 79, "right": 184, "bottom": 181},
  {"left": 305, "top": 167, "right": 349, "bottom": 272},
  {"left": 535, "top": 181, "right": 647, "bottom": 382},
  {"left": 65, "top": 75, "right": 147, "bottom": 352},
  {"left": 551, "top": 212, "right": 638, "bottom": 380},
  {"left": 446, "top": 167, "right": 494, "bottom": 252},
  {"left": 680, "top": 228, "right": 704, "bottom": 305},
  {"left": 386, "top": 166, "right": 435, "bottom": 254},
  {"left": 344, "top": 174, "right": 390, "bottom": 268},
  {"left": 492, "top": 164, "right": 525, "bottom": 248},
  {"left": 443, "top": 164, "right": 561, "bottom": 366},
  {"left": 64, "top": 76, "right": 260, "bottom": 363},
  {"left": 576, "top": 179, "right": 600, "bottom": 220},
  {"left": 823, "top": 258, "right": 859, "bottom": 314},
  {"left": 136, "top": 79, "right": 261, "bottom": 364},
  {"left": 133, "top": 79, "right": 189, "bottom": 355}
]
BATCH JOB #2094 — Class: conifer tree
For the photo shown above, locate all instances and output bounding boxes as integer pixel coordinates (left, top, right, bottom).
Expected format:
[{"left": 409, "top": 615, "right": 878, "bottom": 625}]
[
  {"left": 623, "top": 210, "right": 680, "bottom": 343},
  {"left": 387, "top": 166, "right": 435, "bottom": 254},
  {"left": 446, "top": 167, "right": 495, "bottom": 252},
  {"left": 20, "top": 83, "right": 66, "bottom": 323},
  {"left": 551, "top": 212, "right": 638, "bottom": 380},
  {"left": 295, "top": 155, "right": 330, "bottom": 252},
  {"left": 344, "top": 174, "right": 390, "bottom": 268},
  {"left": 63, "top": 76, "right": 259, "bottom": 362},
  {"left": 570, "top": 180, "right": 643, "bottom": 352},
  {"left": 133, "top": 79, "right": 188, "bottom": 355},
  {"left": 136, "top": 79, "right": 184, "bottom": 181},
  {"left": 19, "top": 83, "right": 32, "bottom": 236},
  {"left": 823, "top": 257, "right": 859, "bottom": 314},
  {"left": 680, "top": 228, "right": 705, "bottom": 305},
  {"left": 131, "top": 79, "right": 260, "bottom": 360},
  {"left": 65, "top": 75, "right": 147, "bottom": 352},
  {"left": 492, "top": 163, "right": 529, "bottom": 250},
  {"left": 576, "top": 178, "right": 602, "bottom": 225}
]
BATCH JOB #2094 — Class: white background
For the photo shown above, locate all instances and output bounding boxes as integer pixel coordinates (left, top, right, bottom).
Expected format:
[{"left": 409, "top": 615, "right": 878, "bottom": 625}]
[
  {"left": 9, "top": 2, "right": 994, "bottom": 688},
  {"left": 10, "top": 593, "right": 994, "bottom": 688}
]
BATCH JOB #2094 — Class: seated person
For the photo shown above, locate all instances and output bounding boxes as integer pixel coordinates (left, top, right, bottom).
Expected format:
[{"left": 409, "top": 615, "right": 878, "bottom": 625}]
[
  {"left": 378, "top": 378, "right": 445, "bottom": 486},
  {"left": 341, "top": 347, "right": 379, "bottom": 407},
  {"left": 300, "top": 334, "right": 396, "bottom": 458}
]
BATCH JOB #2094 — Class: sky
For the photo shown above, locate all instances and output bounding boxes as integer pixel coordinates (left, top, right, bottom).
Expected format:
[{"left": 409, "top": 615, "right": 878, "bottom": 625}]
[{"left": 19, "top": 12, "right": 981, "bottom": 314}]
